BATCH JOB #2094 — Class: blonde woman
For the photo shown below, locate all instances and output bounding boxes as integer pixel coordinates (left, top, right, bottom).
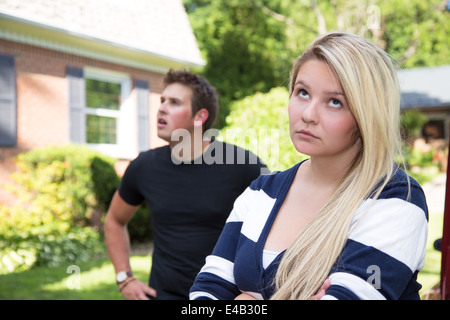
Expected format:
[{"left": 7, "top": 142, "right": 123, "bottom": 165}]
[{"left": 190, "top": 32, "right": 428, "bottom": 300}]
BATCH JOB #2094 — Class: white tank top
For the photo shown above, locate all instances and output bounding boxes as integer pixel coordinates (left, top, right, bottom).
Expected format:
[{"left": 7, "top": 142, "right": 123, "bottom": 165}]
[{"left": 262, "top": 249, "right": 280, "bottom": 269}]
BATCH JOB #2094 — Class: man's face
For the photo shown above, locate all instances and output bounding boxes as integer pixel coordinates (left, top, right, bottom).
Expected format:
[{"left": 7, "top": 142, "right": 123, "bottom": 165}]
[{"left": 157, "top": 83, "right": 195, "bottom": 142}]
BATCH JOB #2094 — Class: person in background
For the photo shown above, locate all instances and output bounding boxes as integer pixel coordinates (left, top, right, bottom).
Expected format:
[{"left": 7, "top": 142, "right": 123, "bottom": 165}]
[
  {"left": 190, "top": 31, "right": 428, "bottom": 300},
  {"left": 105, "top": 70, "right": 267, "bottom": 300}
]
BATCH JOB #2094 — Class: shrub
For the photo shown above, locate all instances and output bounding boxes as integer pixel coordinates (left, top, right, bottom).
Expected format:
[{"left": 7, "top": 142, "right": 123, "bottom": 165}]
[
  {"left": 11, "top": 144, "right": 119, "bottom": 224},
  {"left": 127, "top": 204, "right": 153, "bottom": 243},
  {"left": 222, "top": 87, "right": 308, "bottom": 171},
  {"left": 0, "top": 145, "right": 118, "bottom": 273},
  {"left": 404, "top": 147, "right": 435, "bottom": 169},
  {"left": 401, "top": 109, "right": 428, "bottom": 142}
]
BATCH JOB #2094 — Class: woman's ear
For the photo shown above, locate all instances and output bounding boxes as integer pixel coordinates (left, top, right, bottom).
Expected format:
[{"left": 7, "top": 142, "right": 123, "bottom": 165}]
[{"left": 193, "top": 108, "right": 209, "bottom": 127}]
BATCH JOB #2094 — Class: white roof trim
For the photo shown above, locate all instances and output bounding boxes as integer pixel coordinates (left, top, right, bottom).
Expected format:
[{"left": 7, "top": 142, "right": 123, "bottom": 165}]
[{"left": 0, "top": 13, "right": 205, "bottom": 70}]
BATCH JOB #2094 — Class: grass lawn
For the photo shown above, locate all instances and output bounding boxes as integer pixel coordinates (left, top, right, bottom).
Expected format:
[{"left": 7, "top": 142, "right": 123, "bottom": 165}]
[
  {"left": 0, "top": 254, "right": 152, "bottom": 300},
  {"left": 418, "top": 212, "right": 444, "bottom": 298},
  {"left": 0, "top": 213, "right": 444, "bottom": 300}
]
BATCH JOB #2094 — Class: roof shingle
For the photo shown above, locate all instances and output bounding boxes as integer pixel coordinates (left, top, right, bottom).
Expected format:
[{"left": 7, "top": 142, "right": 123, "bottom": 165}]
[
  {"left": 398, "top": 65, "right": 450, "bottom": 109},
  {"left": 0, "top": 0, "right": 205, "bottom": 66}
]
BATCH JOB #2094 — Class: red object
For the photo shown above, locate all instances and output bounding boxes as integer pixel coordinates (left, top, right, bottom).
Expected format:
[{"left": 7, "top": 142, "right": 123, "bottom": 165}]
[{"left": 441, "top": 140, "right": 450, "bottom": 300}]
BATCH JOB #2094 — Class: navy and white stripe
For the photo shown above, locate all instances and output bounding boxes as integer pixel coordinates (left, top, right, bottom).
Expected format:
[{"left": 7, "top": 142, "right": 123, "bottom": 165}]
[{"left": 190, "top": 162, "right": 428, "bottom": 300}]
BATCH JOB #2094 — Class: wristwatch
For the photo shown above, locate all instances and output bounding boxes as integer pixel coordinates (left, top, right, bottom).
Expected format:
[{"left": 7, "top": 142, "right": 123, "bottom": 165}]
[{"left": 116, "top": 271, "right": 133, "bottom": 283}]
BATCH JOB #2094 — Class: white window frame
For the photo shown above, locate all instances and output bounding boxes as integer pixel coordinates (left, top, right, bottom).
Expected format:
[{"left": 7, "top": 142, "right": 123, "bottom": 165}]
[{"left": 83, "top": 67, "right": 135, "bottom": 159}]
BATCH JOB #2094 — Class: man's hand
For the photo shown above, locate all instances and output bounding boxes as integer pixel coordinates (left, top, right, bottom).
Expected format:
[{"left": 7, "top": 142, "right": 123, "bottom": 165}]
[{"left": 120, "top": 279, "right": 157, "bottom": 300}]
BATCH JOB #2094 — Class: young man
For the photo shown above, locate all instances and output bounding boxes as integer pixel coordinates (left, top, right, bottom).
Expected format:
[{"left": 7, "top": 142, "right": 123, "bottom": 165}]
[{"left": 105, "top": 70, "right": 267, "bottom": 300}]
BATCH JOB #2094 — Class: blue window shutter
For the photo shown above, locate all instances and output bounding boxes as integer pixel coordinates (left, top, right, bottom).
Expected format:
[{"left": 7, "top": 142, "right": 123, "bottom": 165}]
[
  {"left": 67, "top": 67, "right": 85, "bottom": 144},
  {"left": 0, "top": 53, "right": 17, "bottom": 146},
  {"left": 135, "top": 80, "right": 149, "bottom": 152}
]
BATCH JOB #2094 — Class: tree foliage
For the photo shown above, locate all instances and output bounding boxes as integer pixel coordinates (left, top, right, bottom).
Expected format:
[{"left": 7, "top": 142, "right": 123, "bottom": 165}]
[
  {"left": 185, "top": 0, "right": 291, "bottom": 126},
  {"left": 222, "top": 87, "right": 307, "bottom": 171},
  {"left": 184, "top": 0, "right": 450, "bottom": 125}
]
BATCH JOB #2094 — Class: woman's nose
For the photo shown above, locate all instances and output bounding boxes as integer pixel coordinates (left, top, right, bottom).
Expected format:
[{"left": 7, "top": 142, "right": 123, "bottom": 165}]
[{"left": 301, "top": 100, "right": 319, "bottom": 124}]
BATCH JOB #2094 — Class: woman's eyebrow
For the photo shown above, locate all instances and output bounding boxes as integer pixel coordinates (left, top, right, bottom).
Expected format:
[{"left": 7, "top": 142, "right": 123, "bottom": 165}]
[
  {"left": 324, "top": 90, "right": 345, "bottom": 97},
  {"left": 294, "top": 80, "right": 310, "bottom": 89},
  {"left": 295, "top": 79, "right": 345, "bottom": 97}
]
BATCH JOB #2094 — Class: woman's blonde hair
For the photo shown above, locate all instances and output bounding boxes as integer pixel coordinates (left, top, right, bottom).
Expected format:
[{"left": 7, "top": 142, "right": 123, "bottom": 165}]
[{"left": 271, "top": 31, "right": 405, "bottom": 300}]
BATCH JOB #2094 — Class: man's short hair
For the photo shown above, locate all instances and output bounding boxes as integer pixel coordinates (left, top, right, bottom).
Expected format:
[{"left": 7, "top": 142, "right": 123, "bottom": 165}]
[{"left": 163, "top": 69, "right": 218, "bottom": 131}]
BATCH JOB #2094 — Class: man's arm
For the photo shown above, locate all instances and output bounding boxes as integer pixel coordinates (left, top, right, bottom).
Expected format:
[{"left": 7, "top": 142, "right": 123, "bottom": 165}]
[{"left": 104, "top": 191, "right": 157, "bottom": 300}]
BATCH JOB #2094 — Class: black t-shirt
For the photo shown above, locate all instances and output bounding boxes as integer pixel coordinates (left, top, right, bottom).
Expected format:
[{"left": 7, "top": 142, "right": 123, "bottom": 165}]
[{"left": 119, "top": 140, "right": 267, "bottom": 299}]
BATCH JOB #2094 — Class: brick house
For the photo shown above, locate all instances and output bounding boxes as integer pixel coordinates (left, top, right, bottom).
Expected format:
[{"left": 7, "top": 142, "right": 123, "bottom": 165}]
[{"left": 0, "top": 0, "right": 205, "bottom": 204}]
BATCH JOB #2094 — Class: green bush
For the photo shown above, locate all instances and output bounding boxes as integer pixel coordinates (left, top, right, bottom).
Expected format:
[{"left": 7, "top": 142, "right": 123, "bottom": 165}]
[
  {"left": 0, "top": 145, "right": 118, "bottom": 274},
  {"left": 11, "top": 144, "right": 119, "bottom": 223},
  {"left": 128, "top": 204, "right": 153, "bottom": 243},
  {"left": 222, "top": 87, "right": 308, "bottom": 171},
  {"left": 404, "top": 147, "right": 435, "bottom": 168},
  {"left": 401, "top": 109, "right": 428, "bottom": 141}
]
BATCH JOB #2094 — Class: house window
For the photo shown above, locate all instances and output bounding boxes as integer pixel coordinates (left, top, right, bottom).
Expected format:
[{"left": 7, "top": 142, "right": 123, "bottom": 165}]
[
  {"left": 68, "top": 66, "right": 149, "bottom": 159},
  {"left": 85, "top": 78, "right": 121, "bottom": 144},
  {"left": 83, "top": 69, "right": 132, "bottom": 158}
]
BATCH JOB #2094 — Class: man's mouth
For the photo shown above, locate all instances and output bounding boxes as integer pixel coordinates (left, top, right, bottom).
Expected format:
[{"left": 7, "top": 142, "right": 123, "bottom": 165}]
[{"left": 157, "top": 118, "right": 167, "bottom": 127}]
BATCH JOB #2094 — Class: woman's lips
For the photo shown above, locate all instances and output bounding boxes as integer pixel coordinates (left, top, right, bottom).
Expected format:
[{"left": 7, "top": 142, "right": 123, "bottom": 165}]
[{"left": 297, "top": 129, "right": 319, "bottom": 140}]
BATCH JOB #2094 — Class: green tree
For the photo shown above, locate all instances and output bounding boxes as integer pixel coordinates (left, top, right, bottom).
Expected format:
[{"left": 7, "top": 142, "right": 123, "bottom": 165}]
[
  {"left": 379, "top": 0, "right": 450, "bottom": 68},
  {"left": 271, "top": 0, "right": 450, "bottom": 68},
  {"left": 184, "top": 0, "right": 291, "bottom": 127},
  {"left": 222, "top": 87, "right": 306, "bottom": 171},
  {"left": 185, "top": 0, "right": 450, "bottom": 126}
]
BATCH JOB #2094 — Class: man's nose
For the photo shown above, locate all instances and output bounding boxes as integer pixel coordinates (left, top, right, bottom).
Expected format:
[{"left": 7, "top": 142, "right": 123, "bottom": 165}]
[{"left": 158, "top": 101, "right": 167, "bottom": 113}]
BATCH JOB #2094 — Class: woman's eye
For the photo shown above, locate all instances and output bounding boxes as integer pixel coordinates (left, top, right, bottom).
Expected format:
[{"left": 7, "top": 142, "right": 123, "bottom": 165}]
[
  {"left": 298, "top": 89, "right": 309, "bottom": 98},
  {"left": 329, "top": 98, "right": 342, "bottom": 108}
]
